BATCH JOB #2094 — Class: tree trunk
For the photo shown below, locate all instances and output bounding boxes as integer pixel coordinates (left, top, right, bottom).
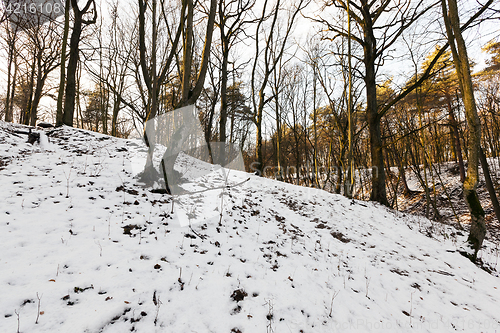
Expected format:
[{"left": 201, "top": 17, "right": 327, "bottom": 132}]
[
  {"left": 63, "top": 0, "right": 96, "bottom": 127},
  {"left": 274, "top": 84, "right": 282, "bottom": 180},
  {"left": 101, "top": 88, "right": 108, "bottom": 134},
  {"left": 4, "top": 27, "right": 17, "bottom": 123},
  {"left": 111, "top": 95, "right": 121, "bottom": 137},
  {"left": 23, "top": 56, "right": 37, "bottom": 126},
  {"left": 366, "top": 67, "right": 387, "bottom": 206},
  {"left": 219, "top": 34, "right": 229, "bottom": 165},
  {"left": 62, "top": 16, "right": 82, "bottom": 126},
  {"left": 255, "top": 101, "right": 264, "bottom": 174},
  {"left": 180, "top": 0, "right": 194, "bottom": 107},
  {"left": 479, "top": 148, "right": 500, "bottom": 224},
  {"left": 445, "top": 91, "right": 465, "bottom": 182},
  {"left": 178, "top": 0, "right": 216, "bottom": 108},
  {"left": 56, "top": 0, "right": 70, "bottom": 126},
  {"left": 219, "top": 33, "right": 229, "bottom": 145},
  {"left": 385, "top": 122, "right": 411, "bottom": 195},
  {"left": 442, "top": 0, "right": 486, "bottom": 260},
  {"left": 361, "top": 4, "right": 388, "bottom": 206},
  {"left": 6, "top": 58, "right": 17, "bottom": 123},
  {"left": 30, "top": 71, "right": 45, "bottom": 126}
]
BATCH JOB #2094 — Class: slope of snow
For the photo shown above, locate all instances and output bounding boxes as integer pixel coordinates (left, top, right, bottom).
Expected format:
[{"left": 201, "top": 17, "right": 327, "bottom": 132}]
[{"left": 0, "top": 121, "right": 499, "bottom": 333}]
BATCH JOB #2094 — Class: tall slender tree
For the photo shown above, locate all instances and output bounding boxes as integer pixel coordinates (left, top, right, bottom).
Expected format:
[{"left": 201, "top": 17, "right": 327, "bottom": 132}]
[
  {"left": 3, "top": 22, "right": 18, "bottom": 123},
  {"left": 441, "top": 0, "right": 488, "bottom": 260},
  {"left": 62, "top": 0, "right": 97, "bottom": 126},
  {"left": 56, "top": 0, "right": 70, "bottom": 126}
]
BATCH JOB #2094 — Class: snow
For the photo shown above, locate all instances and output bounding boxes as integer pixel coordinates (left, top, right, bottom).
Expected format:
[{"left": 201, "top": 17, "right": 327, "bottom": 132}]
[{"left": 0, "top": 121, "right": 499, "bottom": 333}]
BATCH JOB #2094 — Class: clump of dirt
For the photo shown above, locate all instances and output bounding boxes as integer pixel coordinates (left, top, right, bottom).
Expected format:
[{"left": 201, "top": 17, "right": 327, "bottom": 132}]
[
  {"left": 116, "top": 185, "right": 139, "bottom": 195},
  {"left": 74, "top": 285, "right": 94, "bottom": 293},
  {"left": 122, "top": 224, "right": 141, "bottom": 235},
  {"left": 230, "top": 289, "right": 248, "bottom": 302},
  {"left": 231, "top": 305, "right": 242, "bottom": 314},
  {"left": 0, "top": 157, "right": 9, "bottom": 170},
  {"left": 331, "top": 231, "right": 350, "bottom": 243},
  {"left": 390, "top": 268, "right": 409, "bottom": 276}
]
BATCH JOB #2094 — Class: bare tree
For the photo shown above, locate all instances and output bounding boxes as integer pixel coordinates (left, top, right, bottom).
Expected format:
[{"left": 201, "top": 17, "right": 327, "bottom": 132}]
[
  {"left": 24, "top": 19, "right": 61, "bottom": 125},
  {"left": 251, "top": 0, "right": 308, "bottom": 175},
  {"left": 216, "top": 0, "right": 255, "bottom": 146},
  {"left": 198, "top": 58, "right": 220, "bottom": 146},
  {"left": 85, "top": 0, "right": 137, "bottom": 136},
  {"left": 2, "top": 22, "right": 19, "bottom": 122},
  {"left": 315, "top": 0, "right": 436, "bottom": 206},
  {"left": 137, "top": 0, "right": 186, "bottom": 183},
  {"left": 56, "top": 0, "right": 70, "bottom": 126},
  {"left": 177, "top": 0, "right": 217, "bottom": 107},
  {"left": 136, "top": 0, "right": 216, "bottom": 187},
  {"left": 62, "top": 0, "right": 97, "bottom": 126}
]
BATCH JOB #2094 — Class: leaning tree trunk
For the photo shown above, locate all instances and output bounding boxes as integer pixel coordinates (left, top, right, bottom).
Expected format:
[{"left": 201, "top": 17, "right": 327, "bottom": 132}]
[{"left": 442, "top": 0, "right": 486, "bottom": 260}]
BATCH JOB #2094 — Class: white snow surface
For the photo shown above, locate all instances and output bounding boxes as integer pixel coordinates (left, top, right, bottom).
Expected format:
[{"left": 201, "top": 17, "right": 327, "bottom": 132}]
[{"left": 1, "top": 121, "right": 500, "bottom": 333}]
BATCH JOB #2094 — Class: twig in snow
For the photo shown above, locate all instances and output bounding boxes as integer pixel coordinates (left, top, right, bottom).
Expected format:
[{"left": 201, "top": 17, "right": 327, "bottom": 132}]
[
  {"left": 153, "top": 291, "right": 162, "bottom": 326},
  {"left": 410, "top": 290, "right": 415, "bottom": 327},
  {"left": 95, "top": 240, "right": 102, "bottom": 257},
  {"left": 83, "top": 155, "right": 88, "bottom": 174},
  {"left": 35, "top": 293, "right": 42, "bottom": 324},
  {"left": 494, "top": 242, "right": 499, "bottom": 270},
  {"left": 184, "top": 177, "right": 250, "bottom": 196},
  {"left": 63, "top": 168, "right": 72, "bottom": 198},
  {"left": 178, "top": 268, "right": 185, "bottom": 290},
  {"left": 15, "top": 309, "right": 20, "bottom": 333},
  {"left": 265, "top": 299, "right": 274, "bottom": 333},
  {"left": 218, "top": 188, "right": 225, "bottom": 227},
  {"left": 117, "top": 173, "right": 126, "bottom": 223},
  {"left": 107, "top": 214, "right": 111, "bottom": 238},
  {"left": 189, "top": 221, "right": 205, "bottom": 240},
  {"left": 328, "top": 290, "right": 340, "bottom": 317},
  {"left": 365, "top": 277, "right": 371, "bottom": 298}
]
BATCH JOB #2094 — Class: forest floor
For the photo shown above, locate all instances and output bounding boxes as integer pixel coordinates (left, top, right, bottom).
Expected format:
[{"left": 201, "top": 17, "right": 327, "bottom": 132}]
[
  {"left": 394, "top": 158, "right": 500, "bottom": 242},
  {"left": 0, "top": 121, "right": 499, "bottom": 332}
]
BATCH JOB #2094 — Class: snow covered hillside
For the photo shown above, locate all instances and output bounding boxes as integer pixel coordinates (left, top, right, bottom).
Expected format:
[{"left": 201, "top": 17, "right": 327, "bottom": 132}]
[{"left": 1, "top": 121, "right": 499, "bottom": 333}]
